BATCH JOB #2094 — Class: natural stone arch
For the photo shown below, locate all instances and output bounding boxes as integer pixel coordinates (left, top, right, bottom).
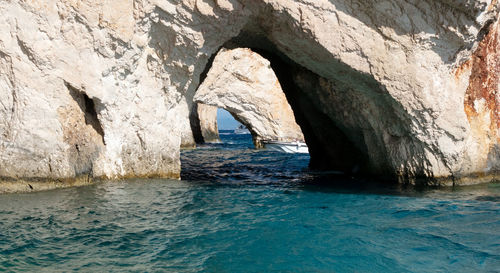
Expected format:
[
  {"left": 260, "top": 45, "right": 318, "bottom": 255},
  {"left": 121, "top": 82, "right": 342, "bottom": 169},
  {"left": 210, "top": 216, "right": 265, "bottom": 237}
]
[
  {"left": 211, "top": 42, "right": 379, "bottom": 175},
  {"left": 181, "top": 1, "right": 500, "bottom": 184},
  {"left": 192, "top": 48, "right": 304, "bottom": 148}
]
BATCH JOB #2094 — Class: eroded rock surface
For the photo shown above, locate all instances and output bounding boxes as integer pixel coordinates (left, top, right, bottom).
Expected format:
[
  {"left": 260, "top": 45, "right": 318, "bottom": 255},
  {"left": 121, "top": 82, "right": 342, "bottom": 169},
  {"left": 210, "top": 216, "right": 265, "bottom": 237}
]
[
  {"left": 0, "top": 0, "right": 498, "bottom": 190},
  {"left": 194, "top": 48, "right": 304, "bottom": 146},
  {"left": 191, "top": 103, "right": 220, "bottom": 144},
  {"left": 0, "top": 0, "right": 184, "bottom": 186},
  {"left": 462, "top": 15, "right": 500, "bottom": 176}
]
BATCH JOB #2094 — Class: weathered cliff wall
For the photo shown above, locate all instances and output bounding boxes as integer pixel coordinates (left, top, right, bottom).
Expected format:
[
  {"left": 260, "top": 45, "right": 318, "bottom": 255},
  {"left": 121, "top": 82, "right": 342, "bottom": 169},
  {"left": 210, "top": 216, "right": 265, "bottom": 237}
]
[
  {"left": 461, "top": 14, "right": 500, "bottom": 177},
  {"left": 194, "top": 48, "right": 304, "bottom": 147},
  {"left": 0, "top": 0, "right": 498, "bottom": 191},
  {"left": 0, "top": 1, "right": 183, "bottom": 188}
]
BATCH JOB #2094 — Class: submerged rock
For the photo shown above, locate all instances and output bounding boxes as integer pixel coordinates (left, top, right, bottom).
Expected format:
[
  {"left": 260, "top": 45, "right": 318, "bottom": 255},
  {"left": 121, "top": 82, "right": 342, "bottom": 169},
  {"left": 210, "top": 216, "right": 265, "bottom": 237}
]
[
  {"left": 0, "top": 0, "right": 498, "bottom": 191},
  {"left": 193, "top": 48, "right": 305, "bottom": 147}
]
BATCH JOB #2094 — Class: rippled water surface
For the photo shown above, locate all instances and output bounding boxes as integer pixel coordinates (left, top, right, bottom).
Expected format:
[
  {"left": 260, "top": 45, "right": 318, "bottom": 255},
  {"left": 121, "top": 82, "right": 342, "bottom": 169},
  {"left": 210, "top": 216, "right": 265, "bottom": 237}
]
[{"left": 1, "top": 132, "right": 499, "bottom": 272}]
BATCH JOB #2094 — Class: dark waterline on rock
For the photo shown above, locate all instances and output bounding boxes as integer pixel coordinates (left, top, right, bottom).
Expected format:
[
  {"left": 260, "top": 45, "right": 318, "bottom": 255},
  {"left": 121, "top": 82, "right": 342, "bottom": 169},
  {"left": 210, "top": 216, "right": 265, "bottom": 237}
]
[{"left": 0, "top": 132, "right": 499, "bottom": 272}]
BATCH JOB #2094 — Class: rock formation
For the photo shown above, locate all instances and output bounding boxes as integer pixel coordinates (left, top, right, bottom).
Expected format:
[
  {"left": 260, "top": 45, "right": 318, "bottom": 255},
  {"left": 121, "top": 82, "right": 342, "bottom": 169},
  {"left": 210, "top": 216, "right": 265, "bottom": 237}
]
[
  {"left": 0, "top": 0, "right": 498, "bottom": 191},
  {"left": 193, "top": 48, "right": 304, "bottom": 147},
  {"left": 190, "top": 103, "right": 220, "bottom": 144}
]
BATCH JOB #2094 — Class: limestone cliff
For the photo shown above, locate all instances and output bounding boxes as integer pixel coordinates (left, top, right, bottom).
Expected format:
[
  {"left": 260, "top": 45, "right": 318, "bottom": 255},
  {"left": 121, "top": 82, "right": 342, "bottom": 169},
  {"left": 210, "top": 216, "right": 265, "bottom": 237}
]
[
  {"left": 0, "top": 0, "right": 498, "bottom": 191},
  {"left": 193, "top": 48, "right": 304, "bottom": 147}
]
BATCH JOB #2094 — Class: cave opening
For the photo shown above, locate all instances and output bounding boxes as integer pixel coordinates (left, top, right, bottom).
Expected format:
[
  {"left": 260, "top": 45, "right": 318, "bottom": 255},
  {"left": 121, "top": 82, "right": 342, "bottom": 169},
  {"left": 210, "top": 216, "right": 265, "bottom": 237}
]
[
  {"left": 188, "top": 40, "right": 369, "bottom": 177},
  {"left": 243, "top": 47, "right": 367, "bottom": 173},
  {"left": 65, "top": 81, "right": 105, "bottom": 144},
  {"left": 64, "top": 81, "right": 106, "bottom": 176},
  {"left": 190, "top": 102, "right": 258, "bottom": 147}
]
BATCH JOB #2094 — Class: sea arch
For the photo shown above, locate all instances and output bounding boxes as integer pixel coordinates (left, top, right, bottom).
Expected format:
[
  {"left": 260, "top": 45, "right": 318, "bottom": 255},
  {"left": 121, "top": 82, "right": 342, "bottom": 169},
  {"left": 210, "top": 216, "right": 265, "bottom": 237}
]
[{"left": 191, "top": 48, "right": 304, "bottom": 148}]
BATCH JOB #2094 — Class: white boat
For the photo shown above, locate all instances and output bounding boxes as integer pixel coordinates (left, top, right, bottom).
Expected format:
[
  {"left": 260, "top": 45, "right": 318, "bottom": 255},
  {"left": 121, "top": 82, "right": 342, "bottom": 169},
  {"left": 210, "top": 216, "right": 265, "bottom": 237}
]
[
  {"left": 234, "top": 125, "right": 250, "bottom": 134},
  {"left": 263, "top": 140, "right": 309, "bottom": 154}
]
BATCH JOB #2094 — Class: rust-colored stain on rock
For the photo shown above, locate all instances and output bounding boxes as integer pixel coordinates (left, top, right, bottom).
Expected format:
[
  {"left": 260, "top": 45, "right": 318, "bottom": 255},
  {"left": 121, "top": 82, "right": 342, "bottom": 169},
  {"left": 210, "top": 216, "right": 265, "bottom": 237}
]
[
  {"left": 489, "top": 0, "right": 498, "bottom": 11},
  {"left": 463, "top": 18, "right": 499, "bottom": 138}
]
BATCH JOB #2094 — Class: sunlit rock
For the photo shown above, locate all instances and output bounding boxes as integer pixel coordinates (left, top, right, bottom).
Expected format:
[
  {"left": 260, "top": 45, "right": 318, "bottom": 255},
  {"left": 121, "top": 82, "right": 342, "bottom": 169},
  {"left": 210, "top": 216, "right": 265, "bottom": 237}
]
[{"left": 193, "top": 48, "right": 304, "bottom": 147}]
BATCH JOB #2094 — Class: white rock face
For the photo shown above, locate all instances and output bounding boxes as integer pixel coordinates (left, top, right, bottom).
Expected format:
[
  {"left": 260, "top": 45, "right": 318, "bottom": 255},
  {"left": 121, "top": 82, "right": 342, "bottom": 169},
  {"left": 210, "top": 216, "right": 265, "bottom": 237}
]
[
  {"left": 0, "top": 1, "right": 182, "bottom": 183},
  {"left": 0, "top": 0, "right": 498, "bottom": 190},
  {"left": 194, "top": 48, "right": 304, "bottom": 146}
]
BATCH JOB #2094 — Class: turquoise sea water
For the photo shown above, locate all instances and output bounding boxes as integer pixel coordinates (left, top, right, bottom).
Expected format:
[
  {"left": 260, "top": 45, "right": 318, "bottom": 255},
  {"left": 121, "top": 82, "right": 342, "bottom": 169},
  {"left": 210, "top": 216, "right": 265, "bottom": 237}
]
[{"left": 0, "top": 132, "right": 499, "bottom": 272}]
